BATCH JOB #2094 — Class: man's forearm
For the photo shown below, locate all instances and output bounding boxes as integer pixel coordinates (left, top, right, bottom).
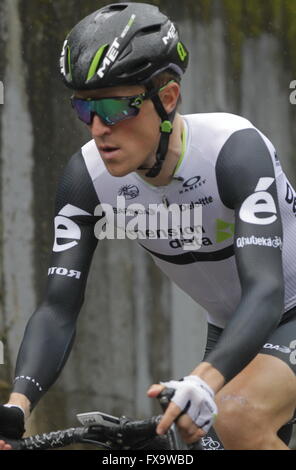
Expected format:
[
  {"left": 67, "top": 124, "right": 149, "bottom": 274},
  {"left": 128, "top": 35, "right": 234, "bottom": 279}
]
[{"left": 13, "top": 302, "right": 78, "bottom": 409}]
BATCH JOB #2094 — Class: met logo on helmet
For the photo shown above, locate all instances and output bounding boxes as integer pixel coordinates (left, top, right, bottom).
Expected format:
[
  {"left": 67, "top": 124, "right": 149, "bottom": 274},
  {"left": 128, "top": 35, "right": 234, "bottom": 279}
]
[
  {"left": 97, "top": 14, "right": 136, "bottom": 79},
  {"left": 60, "top": 39, "right": 71, "bottom": 80},
  {"left": 97, "top": 38, "right": 121, "bottom": 79},
  {"left": 162, "top": 22, "right": 177, "bottom": 45}
]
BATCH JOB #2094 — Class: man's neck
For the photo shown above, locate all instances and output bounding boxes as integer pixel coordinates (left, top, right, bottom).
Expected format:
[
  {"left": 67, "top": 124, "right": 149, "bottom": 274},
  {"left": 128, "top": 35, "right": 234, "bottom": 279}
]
[{"left": 136, "top": 114, "right": 184, "bottom": 187}]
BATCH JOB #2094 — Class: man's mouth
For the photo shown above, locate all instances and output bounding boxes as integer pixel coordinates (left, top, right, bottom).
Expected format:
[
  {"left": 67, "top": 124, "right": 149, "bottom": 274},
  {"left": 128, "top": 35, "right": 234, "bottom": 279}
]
[
  {"left": 99, "top": 145, "right": 121, "bottom": 158},
  {"left": 100, "top": 145, "right": 119, "bottom": 152}
]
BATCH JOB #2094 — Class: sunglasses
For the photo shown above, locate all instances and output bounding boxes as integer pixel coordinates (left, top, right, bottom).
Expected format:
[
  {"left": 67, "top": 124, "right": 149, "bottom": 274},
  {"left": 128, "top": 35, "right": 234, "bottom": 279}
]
[
  {"left": 71, "top": 81, "right": 175, "bottom": 126},
  {"left": 70, "top": 92, "right": 149, "bottom": 126}
]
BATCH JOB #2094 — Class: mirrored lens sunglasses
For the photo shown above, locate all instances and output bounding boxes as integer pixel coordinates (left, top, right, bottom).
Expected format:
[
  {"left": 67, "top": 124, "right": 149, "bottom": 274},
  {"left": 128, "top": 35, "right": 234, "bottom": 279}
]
[{"left": 70, "top": 93, "right": 148, "bottom": 126}]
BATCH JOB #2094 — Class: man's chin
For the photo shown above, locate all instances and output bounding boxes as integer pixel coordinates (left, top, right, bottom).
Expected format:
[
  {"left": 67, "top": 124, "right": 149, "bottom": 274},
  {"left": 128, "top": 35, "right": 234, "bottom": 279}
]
[{"left": 104, "top": 163, "right": 134, "bottom": 178}]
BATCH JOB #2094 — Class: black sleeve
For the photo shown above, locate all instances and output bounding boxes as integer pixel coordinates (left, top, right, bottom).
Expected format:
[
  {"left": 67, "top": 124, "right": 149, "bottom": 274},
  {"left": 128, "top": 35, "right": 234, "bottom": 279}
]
[
  {"left": 206, "top": 128, "right": 285, "bottom": 382},
  {"left": 12, "top": 151, "right": 101, "bottom": 408}
]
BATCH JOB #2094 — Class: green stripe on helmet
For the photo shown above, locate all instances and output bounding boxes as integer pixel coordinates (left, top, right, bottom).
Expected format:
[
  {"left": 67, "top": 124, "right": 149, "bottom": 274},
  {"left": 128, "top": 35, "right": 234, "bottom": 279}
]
[
  {"left": 87, "top": 44, "right": 109, "bottom": 82},
  {"left": 177, "top": 42, "right": 188, "bottom": 62},
  {"left": 127, "top": 14, "right": 136, "bottom": 28},
  {"left": 67, "top": 46, "right": 72, "bottom": 80}
]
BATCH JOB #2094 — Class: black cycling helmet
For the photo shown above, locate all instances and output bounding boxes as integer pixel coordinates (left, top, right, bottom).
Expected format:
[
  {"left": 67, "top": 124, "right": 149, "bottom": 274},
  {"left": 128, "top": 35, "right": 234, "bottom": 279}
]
[{"left": 60, "top": 2, "right": 189, "bottom": 177}]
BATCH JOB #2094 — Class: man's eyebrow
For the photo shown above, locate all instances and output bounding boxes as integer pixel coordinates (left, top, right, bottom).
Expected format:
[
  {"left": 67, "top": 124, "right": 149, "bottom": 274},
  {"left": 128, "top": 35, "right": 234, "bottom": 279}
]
[
  {"left": 73, "top": 94, "right": 95, "bottom": 99},
  {"left": 73, "top": 92, "right": 85, "bottom": 98}
]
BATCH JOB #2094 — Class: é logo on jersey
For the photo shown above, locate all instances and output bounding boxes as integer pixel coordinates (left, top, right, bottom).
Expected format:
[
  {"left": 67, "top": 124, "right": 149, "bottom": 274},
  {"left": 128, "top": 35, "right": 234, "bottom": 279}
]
[
  {"left": 53, "top": 204, "right": 91, "bottom": 252},
  {"left": 239, "top": 177, "right": 277, "bottom": 225}
]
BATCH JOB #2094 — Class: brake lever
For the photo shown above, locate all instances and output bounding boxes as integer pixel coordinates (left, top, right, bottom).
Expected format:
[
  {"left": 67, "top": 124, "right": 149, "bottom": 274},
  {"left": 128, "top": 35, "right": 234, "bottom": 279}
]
[
  {"left": 157, "top": 387, "right": 190, "bottom": 450},
  {"left": 157, "top": 387, "right": 175, "bottom": 412}
]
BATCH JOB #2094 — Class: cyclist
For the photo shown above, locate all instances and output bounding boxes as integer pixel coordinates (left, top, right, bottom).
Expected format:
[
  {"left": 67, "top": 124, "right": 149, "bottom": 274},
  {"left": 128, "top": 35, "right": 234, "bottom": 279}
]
[{"left": 1, "top": 2, "right": 296, "bottom": 450}]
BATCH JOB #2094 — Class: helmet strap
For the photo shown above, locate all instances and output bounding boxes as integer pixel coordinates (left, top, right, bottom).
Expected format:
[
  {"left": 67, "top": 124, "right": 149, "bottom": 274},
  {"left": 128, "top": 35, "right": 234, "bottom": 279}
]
[{"left": 137, "top": 82, "right": 175, "bottom": 178}]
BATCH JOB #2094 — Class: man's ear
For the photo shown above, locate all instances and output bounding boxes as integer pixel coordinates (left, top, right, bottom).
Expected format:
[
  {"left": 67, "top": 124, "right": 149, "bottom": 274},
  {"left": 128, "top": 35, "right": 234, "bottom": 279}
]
[{"left": 159, "top": 82, "right": 180, "bottom": 113}]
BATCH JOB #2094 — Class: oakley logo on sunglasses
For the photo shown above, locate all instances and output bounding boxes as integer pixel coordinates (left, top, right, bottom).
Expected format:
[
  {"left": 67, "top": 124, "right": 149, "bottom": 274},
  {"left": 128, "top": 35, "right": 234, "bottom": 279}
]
[{"left": 97, "top": 14, "right": 136, "bottom": 79}]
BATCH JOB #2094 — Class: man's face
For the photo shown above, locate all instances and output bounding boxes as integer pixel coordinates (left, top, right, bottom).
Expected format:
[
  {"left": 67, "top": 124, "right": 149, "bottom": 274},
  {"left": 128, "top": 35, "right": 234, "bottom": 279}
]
[{"left": 74, "top": 85, "right": 161, "bottom": 177}]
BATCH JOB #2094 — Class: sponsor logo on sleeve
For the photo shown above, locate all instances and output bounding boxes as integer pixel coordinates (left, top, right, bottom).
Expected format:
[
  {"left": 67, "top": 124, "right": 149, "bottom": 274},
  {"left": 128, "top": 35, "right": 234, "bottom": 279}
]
[
  {"left": 285, "top": 182, "right": 296, "bottom": 216},
  {"left": 53, "top": 204, "right": 92, "bottom": 252},
  {"left": 263, "top": 340, "right": 296, "bottom": 365},
  {"left": 263, "top": 343, "right": 291, "bottom": 354},
  {"left": 48, "top": 267, "right": 81, "bottom": 279},
  {"left": 239, "top": 177, "right": 277, "bottom": 225},
  {"left": 236, "top": 235, "right": 282, "bottom": 249}
]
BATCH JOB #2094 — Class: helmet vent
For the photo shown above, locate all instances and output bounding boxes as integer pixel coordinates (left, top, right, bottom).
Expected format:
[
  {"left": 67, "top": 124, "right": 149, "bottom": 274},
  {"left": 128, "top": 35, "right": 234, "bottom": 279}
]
[
  {"left": 97, "top": 4, "right": 128, "bottom": 21},
  {"left": 118, "top": 60, "right": 152, "bottom": 78},
  {"left": 137, "top": 24, "right": 162, "bottom": 36},
  {"left": 104, "top": 4, "right": 129, "bottom": 13},
  {"left": 133, "top": 60, "right": 151, "bottom": 72}
]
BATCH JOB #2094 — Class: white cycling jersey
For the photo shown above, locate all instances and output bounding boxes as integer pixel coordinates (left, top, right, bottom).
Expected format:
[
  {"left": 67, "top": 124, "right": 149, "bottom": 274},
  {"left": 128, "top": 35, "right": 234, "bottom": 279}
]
[
  {"left": 13, "top": 111, "right": 296, "bottom": 402},
  {"left": 81, "top": 112, "right": 296, "bottom": 328}
]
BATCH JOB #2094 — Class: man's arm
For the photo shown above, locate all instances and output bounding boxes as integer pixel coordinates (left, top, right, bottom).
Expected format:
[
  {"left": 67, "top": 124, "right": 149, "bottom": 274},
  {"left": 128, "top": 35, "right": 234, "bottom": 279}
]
[
  {"left": 149, "top": 127, "right": 285, "bottom": 436},
  {"left": 195, "top": 128, "right": 284, "bottom": 386},
  {"left": 8, "top": 150, "right": 101, "bottom": 412}
]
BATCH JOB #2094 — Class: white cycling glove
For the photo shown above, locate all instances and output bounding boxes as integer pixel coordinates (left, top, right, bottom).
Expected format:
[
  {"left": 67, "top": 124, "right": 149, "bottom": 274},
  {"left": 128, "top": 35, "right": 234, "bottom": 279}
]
[{"left": 160, "top": 375, "right": 218, "bottom": 433}]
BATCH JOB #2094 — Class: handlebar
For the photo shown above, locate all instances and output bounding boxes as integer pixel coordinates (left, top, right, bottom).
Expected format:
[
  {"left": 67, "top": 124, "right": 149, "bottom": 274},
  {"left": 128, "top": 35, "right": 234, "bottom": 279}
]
[
  {"left": 5, "top": 427, "right": 86, "bottom": 450},
  {"left": 0, "top": 415, "right": 168, "bottom": 450},
  {"left": 0, "top": 389, "right": 202, "bottom": 450}
]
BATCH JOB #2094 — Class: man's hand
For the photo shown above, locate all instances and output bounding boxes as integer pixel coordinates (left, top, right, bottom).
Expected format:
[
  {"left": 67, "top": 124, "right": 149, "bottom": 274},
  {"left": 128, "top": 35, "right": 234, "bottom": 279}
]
[
  {"left": 0, "top": 403, "right": 26, "bottom": 450},
  {"left": 147, "top": 376, "right": 218, "bottom": 444},
  {"left": 0, "top": 440, "right": 13, "bottom": 450}
]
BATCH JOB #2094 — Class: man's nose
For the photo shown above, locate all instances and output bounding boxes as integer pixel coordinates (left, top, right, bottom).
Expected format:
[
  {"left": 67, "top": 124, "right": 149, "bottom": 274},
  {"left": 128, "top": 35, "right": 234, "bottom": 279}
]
[{"left": 89, "top": 114, "right": 112, "bottom": 137}]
